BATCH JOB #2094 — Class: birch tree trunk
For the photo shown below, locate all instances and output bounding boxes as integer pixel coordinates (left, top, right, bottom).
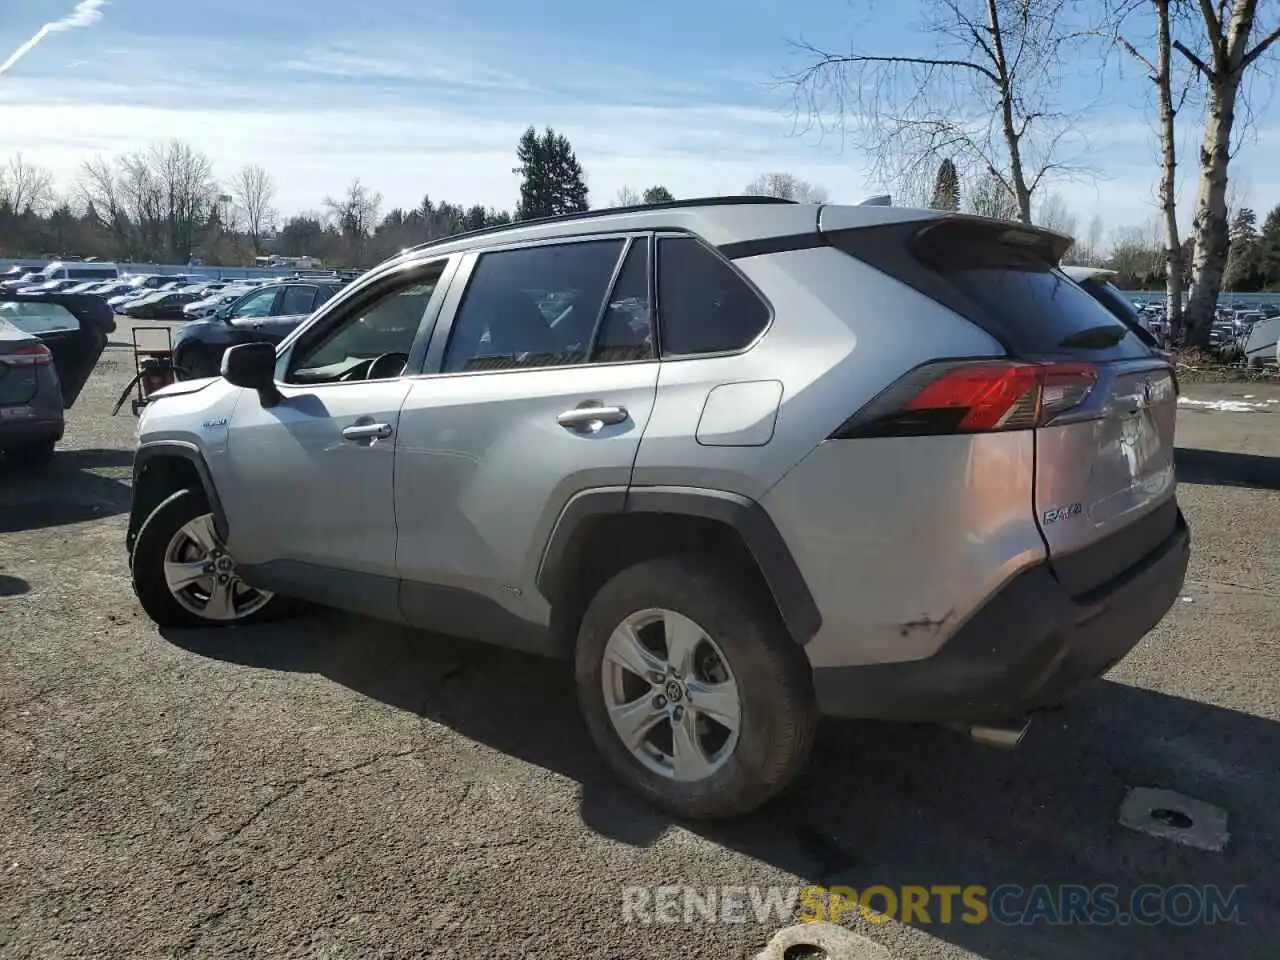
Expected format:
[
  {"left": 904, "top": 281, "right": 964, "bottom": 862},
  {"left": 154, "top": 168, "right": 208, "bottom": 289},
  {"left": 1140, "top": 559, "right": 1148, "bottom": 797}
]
[
  {"left": 1178, "top": 0, "right": 1279, "bottom": 349},
  {"left": 1154, "top": 1, "right": 1185, "bottom": 337},
  {"left": 1183, "top": 70, "right": 1240, "bottom": 347}
]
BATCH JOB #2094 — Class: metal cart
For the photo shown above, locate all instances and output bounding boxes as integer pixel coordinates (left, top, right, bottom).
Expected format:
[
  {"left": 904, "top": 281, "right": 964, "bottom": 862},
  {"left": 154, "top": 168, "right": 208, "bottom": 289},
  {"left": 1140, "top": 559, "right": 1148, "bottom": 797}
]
[{"left": 111, "top": 326, "right": 176, "bottom": 416}]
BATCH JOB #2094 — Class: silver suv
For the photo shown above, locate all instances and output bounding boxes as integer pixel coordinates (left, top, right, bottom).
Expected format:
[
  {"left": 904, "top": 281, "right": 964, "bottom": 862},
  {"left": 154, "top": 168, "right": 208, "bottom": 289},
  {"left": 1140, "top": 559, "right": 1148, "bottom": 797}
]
[{"left": 127, "top": 197, "right": 1190, "bottom": 820}]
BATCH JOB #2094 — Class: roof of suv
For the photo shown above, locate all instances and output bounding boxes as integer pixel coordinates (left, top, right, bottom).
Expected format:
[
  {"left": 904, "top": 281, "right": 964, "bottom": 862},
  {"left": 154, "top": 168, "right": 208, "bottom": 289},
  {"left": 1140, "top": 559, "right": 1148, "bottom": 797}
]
[{"left": 385, "top": 197, "right": 1072, "bottom": 274}]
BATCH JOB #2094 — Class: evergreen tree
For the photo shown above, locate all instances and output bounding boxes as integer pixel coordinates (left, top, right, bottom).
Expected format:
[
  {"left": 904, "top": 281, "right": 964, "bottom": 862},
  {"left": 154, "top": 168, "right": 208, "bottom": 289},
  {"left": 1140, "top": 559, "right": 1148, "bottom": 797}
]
[
  {"left": 1223, "top": 207, "right": 1260, "bottom": 291},
  {"left": 930, "top": 159, "right": 960, "bottom": 211},
  {"left": 642, "top": 185, "right": 675, "bottom": 205},
  {"left": 1258, "top": 204, "right": 1280, "bottom": 289},
  {"left": 513, "top": 126, "right": 589, "bottom": 220}
]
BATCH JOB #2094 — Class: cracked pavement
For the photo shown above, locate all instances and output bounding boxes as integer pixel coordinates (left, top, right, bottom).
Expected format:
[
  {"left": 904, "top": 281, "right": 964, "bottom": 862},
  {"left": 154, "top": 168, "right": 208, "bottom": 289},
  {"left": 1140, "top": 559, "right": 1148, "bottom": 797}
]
[{"left": 1, "top": 335, "right": 1278, "bottom": 958}]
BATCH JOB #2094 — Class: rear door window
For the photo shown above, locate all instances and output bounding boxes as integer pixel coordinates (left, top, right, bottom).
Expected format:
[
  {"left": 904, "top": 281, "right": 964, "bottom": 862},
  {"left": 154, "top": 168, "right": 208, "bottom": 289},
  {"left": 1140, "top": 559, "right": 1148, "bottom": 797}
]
[
  {"left": 279, "top": 285, "right": 318, "bottom": 315},
  {"left": 656, "top": 236, "right": 769, "bottom": 356}
]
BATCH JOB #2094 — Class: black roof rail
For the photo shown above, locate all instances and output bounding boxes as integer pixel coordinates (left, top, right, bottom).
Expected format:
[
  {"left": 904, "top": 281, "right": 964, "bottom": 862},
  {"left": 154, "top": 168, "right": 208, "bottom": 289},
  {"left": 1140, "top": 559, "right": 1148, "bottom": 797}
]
[{"left": 403, "top": 195, "right": 796, "bottom": 256}]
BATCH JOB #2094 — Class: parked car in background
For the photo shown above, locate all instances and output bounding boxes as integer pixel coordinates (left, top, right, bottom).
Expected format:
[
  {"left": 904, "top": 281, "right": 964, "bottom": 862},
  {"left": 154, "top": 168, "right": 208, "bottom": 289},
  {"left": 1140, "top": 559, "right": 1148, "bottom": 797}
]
[
  {"left": 121, "top": 289, "right": 207, "bottom": 320},
  {"left": 1061, "top": 266, "right": 1164, "bottom": 349},
  {"left": 0, "top": 293, "right": 115, "bottom": 466},
  {"left": 183, "top": 287, "right": 251, "bottom": 320},
  {"left": 1243, "top": 316, "right": 1280, "bottom": 368},
  {"left": 21, "top": 279, "right": 86, "bottom": 296},
  {"left": 172, "top": 279, "right": 345, "bottom": 378},
  {"left": 129, "top": 199, "right": 1188, "bottom": 820},
  {"left": 21, "top": 260, "right": 120, "bottom": 285}
]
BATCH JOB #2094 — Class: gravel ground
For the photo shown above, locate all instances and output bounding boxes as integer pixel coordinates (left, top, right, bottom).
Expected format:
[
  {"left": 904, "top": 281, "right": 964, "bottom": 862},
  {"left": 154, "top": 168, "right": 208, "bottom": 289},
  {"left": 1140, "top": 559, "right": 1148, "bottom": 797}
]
[{"left": 1, "top": 335, "right": 1278, "bottom": 959}]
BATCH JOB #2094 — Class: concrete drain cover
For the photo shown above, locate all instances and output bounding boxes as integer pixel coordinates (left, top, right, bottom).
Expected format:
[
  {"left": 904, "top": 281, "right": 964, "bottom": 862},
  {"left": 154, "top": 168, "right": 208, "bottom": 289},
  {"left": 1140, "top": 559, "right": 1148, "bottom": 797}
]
[
  {"left": 1119, "top": 787, "right": 1229, "bottom": 852},
  {"left": 755, "top": 923, "right": 890, "bottom": 960}
]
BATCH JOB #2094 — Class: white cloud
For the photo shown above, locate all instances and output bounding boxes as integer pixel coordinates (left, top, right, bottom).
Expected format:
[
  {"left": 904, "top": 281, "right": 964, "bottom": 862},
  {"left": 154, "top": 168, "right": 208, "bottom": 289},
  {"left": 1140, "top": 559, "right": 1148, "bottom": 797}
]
[
  {"left": 0, "top": 0, "right": 106, "bottom": 76},
  {"left": 0, "top": 31, "right": 1277, "bottom": 236}
]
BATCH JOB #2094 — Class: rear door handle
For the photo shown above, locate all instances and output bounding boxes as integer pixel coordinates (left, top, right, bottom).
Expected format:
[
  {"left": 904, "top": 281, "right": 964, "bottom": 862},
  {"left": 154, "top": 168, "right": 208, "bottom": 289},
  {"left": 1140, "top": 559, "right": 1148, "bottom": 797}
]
[
  {"left": 557, "top": 404, "right": 629, "bottom": 431},
  {"left": 342, "top": 422, "right": 393, "bottom": 442}
]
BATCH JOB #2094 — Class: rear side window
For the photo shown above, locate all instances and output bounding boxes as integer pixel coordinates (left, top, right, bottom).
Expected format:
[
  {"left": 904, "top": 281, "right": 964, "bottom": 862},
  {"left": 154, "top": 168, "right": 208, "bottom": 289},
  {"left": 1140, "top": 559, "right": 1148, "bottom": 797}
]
[
  {"left": 657, "top": 236, "right": 769, "bottom": 356},
  {"left": 279, "top": 285, "right": 317, "bottom": 315},
  {"left": 832, "top": 220, "right": 1153, "bottom": 361}
]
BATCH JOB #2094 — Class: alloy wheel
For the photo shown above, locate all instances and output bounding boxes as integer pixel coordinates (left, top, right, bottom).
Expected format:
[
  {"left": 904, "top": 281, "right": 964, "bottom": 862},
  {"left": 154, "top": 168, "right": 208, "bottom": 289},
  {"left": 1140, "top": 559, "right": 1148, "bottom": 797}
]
[
  {"left": 601, "top": 608, "right": 741, "bottom": 782},
  {"left": 162, "top": 513, "right": 273, "bottom": 622}
]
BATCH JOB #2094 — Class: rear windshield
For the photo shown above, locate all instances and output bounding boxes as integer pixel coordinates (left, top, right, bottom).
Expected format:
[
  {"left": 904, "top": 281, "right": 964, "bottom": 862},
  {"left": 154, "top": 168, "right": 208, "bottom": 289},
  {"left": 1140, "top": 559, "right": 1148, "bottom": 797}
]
[
  {"left": 0, "top": 301, "right": 80, "bottom": 334},
  {"left": 1077, "top": 279, "right": 1160, "bottom": 348},
  {"left": 830, "top": 219, "right": 1155, "bottom": 361}
]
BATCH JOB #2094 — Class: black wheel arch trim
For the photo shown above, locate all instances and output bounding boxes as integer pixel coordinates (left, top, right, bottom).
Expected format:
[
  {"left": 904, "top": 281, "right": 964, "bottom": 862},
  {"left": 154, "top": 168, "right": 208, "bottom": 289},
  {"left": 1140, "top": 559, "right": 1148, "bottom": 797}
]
[
  {"left": 128, "top": 441, "right": 228, "bottom": 551},
  {"left": 537, "top": 485, "right": 822, "bottom": 646}
]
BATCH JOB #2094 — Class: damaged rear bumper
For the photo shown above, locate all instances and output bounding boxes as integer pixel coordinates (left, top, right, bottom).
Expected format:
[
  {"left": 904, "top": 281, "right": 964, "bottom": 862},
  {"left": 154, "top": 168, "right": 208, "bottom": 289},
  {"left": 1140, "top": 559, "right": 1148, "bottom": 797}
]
[{"left": 812, "top": 508, "right": 1191, "bottom": 723}]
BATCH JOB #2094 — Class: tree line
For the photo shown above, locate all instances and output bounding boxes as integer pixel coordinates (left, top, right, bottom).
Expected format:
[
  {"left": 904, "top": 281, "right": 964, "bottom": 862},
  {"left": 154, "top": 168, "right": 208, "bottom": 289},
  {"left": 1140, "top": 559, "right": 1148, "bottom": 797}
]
[{"left": 0, "top": 126, "right": 681, "bottom": 270}]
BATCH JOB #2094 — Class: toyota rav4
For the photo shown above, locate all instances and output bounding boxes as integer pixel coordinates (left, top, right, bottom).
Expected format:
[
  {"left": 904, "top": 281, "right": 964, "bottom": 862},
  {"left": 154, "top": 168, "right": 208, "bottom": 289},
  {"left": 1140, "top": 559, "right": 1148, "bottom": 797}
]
[{"left": 127, "top": 197, "right": 1190, "bottom": 820}]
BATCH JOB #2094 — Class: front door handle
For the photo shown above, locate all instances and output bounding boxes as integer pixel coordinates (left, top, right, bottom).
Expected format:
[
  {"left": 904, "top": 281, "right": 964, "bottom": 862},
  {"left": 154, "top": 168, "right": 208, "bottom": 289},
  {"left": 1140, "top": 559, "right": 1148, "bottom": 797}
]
[
  {"left": 557, "top": 403, "right": 629, "bottom": 432},
  {"left": 342, "top": 422, "right": 393, "bottom": 442}
]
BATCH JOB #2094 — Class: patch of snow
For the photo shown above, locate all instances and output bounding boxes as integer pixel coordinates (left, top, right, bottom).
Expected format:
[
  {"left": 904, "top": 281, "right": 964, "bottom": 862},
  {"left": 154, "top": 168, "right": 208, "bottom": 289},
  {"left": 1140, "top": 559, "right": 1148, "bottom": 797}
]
[{"left": 1177, "top": 396, "right": 1278, "bottom": 412}]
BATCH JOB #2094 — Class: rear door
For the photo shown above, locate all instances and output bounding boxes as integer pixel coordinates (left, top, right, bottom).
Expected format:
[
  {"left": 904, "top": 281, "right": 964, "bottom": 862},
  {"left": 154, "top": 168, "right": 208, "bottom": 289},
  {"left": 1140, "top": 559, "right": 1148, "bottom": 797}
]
[
  {"left": 906, "top": 221, "right": 1179, "bottom": 591},
  {"left": 393, "top": 234, "right": 660, "bottom": 637},
  {"left": 0, "top": 294, "right": 114, "bottom": 407}
]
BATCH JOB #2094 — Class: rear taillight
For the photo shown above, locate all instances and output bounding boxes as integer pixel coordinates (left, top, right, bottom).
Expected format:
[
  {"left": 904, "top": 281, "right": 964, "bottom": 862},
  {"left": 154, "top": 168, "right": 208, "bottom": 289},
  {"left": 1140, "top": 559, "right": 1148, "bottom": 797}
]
[
  {"left": 832, "top": 360, "right": 1098, "bottom": 439},
  {"left": 5, "top": 343, "right": 53, "bottom": 367}
]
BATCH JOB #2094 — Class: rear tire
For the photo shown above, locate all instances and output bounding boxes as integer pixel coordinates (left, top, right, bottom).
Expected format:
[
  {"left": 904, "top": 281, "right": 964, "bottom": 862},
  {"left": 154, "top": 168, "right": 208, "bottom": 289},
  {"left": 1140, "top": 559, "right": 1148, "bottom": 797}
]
[
  {"left": 575, "top": 555, "right": 817, "bottom": 821},
  {"left": 4, "top": 438, "right": 56, "bottom": 467},
  {"left": 131, "top": 488, "right": 291, "bottom": 628}
]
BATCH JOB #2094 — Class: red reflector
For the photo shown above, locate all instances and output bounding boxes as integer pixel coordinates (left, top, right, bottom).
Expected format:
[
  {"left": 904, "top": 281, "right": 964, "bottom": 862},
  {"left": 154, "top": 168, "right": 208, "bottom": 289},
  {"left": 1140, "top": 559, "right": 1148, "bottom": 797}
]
[
  {"left": 904, "top": 361, "right": 1097, "bottom": 431},
  {"left": 6, "top": 343, "right": 52, "bottom": 367}
]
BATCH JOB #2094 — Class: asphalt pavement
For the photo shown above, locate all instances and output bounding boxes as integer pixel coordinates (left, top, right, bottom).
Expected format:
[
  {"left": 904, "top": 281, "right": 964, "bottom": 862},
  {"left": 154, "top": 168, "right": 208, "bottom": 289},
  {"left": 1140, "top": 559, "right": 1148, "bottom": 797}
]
[{"left": 1, "top": 343, "right": 1277, "bottom": 959}]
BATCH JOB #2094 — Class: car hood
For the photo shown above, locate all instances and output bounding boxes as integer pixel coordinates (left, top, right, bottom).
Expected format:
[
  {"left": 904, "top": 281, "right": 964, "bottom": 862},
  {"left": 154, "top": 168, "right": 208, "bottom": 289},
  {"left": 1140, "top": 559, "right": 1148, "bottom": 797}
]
[
  {"left": 149, "top": 375, "right": 221, "bottom": 399},
  {"left": 0, "top": 292, "right": 116, "bottom": 408}
]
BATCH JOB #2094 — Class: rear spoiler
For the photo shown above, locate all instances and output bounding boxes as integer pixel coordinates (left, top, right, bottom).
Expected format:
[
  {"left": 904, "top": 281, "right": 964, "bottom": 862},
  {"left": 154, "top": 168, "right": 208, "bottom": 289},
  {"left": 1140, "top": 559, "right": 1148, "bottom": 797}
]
[{"left": 910, "top": 215, "right": 1075, "bottom": 268}]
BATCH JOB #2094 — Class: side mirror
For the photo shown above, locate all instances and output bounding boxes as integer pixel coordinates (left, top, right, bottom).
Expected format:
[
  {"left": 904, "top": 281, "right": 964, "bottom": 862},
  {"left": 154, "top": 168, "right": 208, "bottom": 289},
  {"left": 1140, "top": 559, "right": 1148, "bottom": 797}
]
[{"left": 221, "top": 342, "right": 282, "bottom": 408}]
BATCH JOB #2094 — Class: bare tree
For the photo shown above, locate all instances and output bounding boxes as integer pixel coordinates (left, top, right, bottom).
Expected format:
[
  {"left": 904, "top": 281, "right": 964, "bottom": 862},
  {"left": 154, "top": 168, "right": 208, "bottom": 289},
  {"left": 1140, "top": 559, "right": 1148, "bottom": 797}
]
[
  {"left": 152, "top": 140, "right": 216, "bottom": 263},
  {"left": 966, "top": 170, "right": 1020, "bottom": 220},
  {"left": 785, "top": 0, "right": 1097, "bottom": 224},
  {"left": 1035, "top": 192, "right": 1078, "bottom": 237},
  {"left": 613, "top": 185, "right": 641, "bottom": 207},
  {"left": 1079, "top": 214, "right": 1107, "bottom": 265},
  {"left": 324, "top": 179, "right": 383, "bottom": 266},
  {"left": 76, "top": 140, "right": 215, "bottom": 261},
  {"left": 230, "top": 163, "right": 277, "bottom": 254},
  {"left": 77, "top": 155, "right": 132, "bottom": 254},
  {"left": 0, "top": 152, "right": 55, "bottom": 215},
  {"left": 1107, "top": 0, "right": 1199, "bottom": 337},
  {"left": 1175, "top": 0, "right": 1280, "bottom": 347},
  {"left": 743, "top": 172, "right": 828, "bottom": 203}
]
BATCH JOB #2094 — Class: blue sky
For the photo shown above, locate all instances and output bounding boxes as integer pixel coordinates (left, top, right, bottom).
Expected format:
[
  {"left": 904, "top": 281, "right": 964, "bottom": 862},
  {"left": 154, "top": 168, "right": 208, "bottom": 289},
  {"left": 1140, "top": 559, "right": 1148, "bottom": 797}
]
[{"left": 2, "top": 0, "right": 1278, "bottom": 240}]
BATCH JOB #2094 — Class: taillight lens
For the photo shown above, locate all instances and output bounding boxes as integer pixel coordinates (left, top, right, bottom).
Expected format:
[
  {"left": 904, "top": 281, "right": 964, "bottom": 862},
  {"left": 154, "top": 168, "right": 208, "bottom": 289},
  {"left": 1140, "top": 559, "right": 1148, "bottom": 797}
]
[
  {"left": 5, "top": 343, "right": 53, "bottom": 367},
  {"left": 833, "top": 360, "right": 1098, "bottom": 438}
]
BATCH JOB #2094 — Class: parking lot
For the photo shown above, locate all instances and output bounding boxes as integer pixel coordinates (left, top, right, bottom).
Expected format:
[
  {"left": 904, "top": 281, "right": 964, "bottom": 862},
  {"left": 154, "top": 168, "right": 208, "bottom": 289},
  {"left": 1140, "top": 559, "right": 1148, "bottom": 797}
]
[{"left": 2, "top": 326, "right": 1278, "bottom": 959}]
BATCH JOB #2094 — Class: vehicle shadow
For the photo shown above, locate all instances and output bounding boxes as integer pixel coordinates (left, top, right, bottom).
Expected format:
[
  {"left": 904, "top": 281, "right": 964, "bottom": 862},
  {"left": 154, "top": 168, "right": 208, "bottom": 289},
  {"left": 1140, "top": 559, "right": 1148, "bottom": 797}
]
[
  {"left": 1175, "top": 448, "right": 1280, "bottom": 491},
  {"left": 0, "top": 573, "right": 30, "bottom": 596},
  {"left": 162, "top": 614, "right": 1277, "bottom": 959},
  {"left": 0, "top": 447, "right": 133, "bottom": 533}
]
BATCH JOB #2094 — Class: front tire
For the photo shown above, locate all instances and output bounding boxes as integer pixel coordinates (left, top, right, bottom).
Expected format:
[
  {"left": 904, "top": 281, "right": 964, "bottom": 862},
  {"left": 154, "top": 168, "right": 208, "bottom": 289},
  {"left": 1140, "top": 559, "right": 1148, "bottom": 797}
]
[
  {"left": 575, "top": 555, "right": 817, "bottom": 821},
  {"left": 131, "top": 488, "right": 286, "bottom": 628}
]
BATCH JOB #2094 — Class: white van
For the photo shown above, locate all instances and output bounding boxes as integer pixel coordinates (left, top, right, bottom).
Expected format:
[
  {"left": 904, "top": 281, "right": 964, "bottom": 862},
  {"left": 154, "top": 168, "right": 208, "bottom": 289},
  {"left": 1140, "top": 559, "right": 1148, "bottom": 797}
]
[{"left": 34, "top": 261, "right": 120, "bottom": 282}]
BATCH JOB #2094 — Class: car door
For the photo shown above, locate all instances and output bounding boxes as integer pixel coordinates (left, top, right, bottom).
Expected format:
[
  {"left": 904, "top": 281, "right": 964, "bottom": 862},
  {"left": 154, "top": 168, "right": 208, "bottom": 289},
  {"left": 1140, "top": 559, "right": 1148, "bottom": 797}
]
[
  {"left": 219, "top": 257, "right": 456, "bottom": 620},
  {"left": 394, "top": 235, "right": 660, "bottom": 644},
  {"left": 0, "top": 294, "right": 113, "bottom": 408}
]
